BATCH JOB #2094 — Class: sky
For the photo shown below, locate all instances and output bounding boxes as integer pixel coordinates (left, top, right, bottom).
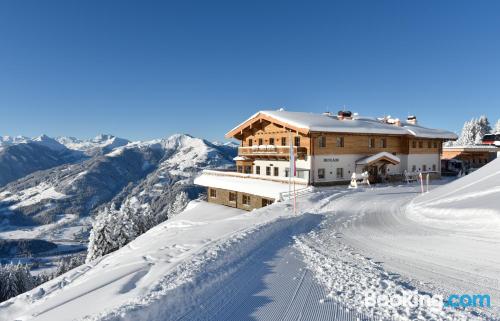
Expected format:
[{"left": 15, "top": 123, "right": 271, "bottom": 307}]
[{"left": 1, "top": 0, "right": 499, "bottom": 142}]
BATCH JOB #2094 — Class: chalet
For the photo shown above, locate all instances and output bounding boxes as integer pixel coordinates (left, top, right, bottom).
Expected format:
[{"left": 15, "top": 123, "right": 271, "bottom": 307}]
[{"left": 195, "top": 109, "right": 457, "bottom": 211}]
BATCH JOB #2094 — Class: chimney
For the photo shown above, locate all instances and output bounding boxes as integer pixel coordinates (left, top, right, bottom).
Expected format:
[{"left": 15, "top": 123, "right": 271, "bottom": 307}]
[
  {"left": 407, "top": 115, "right": 417, "bottom": 125},
  {"left": 337, "top": 110, "right": 353, "bottom": 120}
]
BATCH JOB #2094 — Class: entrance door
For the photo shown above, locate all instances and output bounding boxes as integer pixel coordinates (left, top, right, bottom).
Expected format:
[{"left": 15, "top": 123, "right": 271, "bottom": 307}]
[{"left": 368, "top": 165, "right": 378, "bottom": 183}]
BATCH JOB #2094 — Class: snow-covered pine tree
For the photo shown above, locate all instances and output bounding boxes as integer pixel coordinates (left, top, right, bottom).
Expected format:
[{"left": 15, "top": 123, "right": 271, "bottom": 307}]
[
  {"left": 168, "top": 191, "right": 189, "bottom": 218},
  {"left": 474, "top": 115, "right": 492, "bottom": 144},
  {"left": 1, "top": 269, "right": 19, "bottom": 301},
  {"left": 456, "top": 119, "right": 476, "bottom": 146},
  {"left": 14, "top": 263, "right": 34, "bottom": 293}
]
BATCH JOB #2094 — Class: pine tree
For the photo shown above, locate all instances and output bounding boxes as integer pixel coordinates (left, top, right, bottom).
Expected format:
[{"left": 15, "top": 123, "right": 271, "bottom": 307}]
[
  {"left": 456, "top": 119, "right": 476, "bottom": 146},
  {"left": 2, "top": 269, "right": 19, "bottom": 301},
  {"left": 495, "top": 119, "right": 500, "bottom": 133},
  {"left": 475, "top": 115, "right": 491, "bottom": 144}
]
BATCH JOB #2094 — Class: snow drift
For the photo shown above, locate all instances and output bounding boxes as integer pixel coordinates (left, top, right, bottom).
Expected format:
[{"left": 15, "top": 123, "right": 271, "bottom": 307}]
[{"left": 408, "top": 158, "right": 500, "bottom": 234}]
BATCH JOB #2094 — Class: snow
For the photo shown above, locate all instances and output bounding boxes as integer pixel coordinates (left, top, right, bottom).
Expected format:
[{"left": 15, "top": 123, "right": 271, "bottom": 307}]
[
  {"left": 408, "top": 158, "right": 500, "bottom": 234},
  {"left": 229, "top": 110, "right": 457, "bottom": 139},
  {"left": 194, "top": 171, "right": 307, "bottom": 199},
  {"left": 56, "top": 134, "right": 130, "bottom": 152},
  {"left": 2, "top": 161, "right": 498, "bottom": 320},
  {"left": 0, "top": 200, "right": 312, "bottom": 321},
  {"left": 0, "top": 183, "right": 68, "bottom": 210}
]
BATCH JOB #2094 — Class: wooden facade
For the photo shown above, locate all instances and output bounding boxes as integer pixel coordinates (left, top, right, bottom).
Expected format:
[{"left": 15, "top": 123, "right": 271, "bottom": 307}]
[
  {"left": 206, "top": 187, "right": 274, "bottom": 211},
  {"left": 228, "top": 113, "right": 444, "bottom": 159}
]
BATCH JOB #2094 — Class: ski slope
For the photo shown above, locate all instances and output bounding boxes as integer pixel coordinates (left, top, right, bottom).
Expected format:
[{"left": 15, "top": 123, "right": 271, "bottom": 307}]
[{"left": 2, "top": 162, "right": 499, "bottom": 320}]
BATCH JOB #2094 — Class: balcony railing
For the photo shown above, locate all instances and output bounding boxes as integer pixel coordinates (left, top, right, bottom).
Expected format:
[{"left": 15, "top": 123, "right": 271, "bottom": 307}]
[{"left": 238, "top": 145, "right": 307, "bottom": 159}]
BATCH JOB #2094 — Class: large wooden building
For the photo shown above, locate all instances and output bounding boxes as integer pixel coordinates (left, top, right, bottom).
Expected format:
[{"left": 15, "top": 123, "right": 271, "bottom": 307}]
[{"left": 195, "top": 109, "right": 457, "bottom": 210}]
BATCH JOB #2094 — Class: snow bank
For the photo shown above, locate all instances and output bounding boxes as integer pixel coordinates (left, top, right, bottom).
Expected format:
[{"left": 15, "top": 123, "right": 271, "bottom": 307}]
[{"left": 408, "top": 158, "right": 500, "bottom": 234}]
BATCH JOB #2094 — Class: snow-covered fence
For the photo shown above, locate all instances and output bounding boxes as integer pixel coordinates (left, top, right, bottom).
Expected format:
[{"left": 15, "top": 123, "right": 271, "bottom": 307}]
[{"left": 279, "top": 186, "right": 314, "bottom": 201}]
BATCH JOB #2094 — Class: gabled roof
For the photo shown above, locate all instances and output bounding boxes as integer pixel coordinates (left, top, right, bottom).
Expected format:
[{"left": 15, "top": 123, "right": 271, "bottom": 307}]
[
  {"left": 226, "top": 110, "right": 458, "bottom": 140},
  {"left": 356, "top": 152, "right": 401, "bottom": 166}
]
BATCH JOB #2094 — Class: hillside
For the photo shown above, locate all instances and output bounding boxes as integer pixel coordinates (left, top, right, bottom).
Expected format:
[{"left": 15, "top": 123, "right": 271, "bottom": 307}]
[
  {"left": 0, "top": 134, "right": 236, "bottom": 262},
  {"left": 408, "top": 158, "right": 500, "bottom": 234}
]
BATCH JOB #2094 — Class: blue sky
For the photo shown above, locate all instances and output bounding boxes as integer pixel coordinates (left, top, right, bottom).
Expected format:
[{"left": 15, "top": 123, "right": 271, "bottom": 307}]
[{"left": 1, "top": 1, "right": 499, "bottom": 142}]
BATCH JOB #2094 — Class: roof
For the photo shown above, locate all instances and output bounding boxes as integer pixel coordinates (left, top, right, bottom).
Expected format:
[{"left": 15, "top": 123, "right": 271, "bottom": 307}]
[
  {"left": 355, "top": 152, "right": 401, "bottom": 166},
  {"left": 226, "top": 110, "right": 458, "bottom": 140},
  {"left": 194, "top": 171, "right": 306, "bottom": 200},
  {"left": 443, "top": 145, "right": 500, "bottom": 152}
]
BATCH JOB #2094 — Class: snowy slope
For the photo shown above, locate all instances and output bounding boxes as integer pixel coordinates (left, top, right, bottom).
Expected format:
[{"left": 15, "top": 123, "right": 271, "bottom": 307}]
[
  {"left": 0, "top": 200, "right": 312, "bottom": 321},
  {"left": 408, "top": 158, "right": 500, "bottom": 234}
]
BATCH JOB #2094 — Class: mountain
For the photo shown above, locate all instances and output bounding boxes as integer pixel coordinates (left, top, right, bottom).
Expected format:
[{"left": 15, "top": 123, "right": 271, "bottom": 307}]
[
  {"left": 56, "top": 134, "right": 130, "bottom": 155},
  {"left": 0, "top": 135, "right": 30, "bottom": 150},
  {"left": 0, "top": 142, "right": 81, "bottom": 188},
  {"left": 0, "top": 134, "right": 236, "bottom": 240},
  {"left": 0, "top": 134, "right": 131, "bottom": 188}
]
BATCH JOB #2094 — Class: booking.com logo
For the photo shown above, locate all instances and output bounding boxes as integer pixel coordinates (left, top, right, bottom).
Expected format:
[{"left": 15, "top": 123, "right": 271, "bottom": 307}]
[{"left": 364, "top": 291, "right": 491, "bottom": 310}]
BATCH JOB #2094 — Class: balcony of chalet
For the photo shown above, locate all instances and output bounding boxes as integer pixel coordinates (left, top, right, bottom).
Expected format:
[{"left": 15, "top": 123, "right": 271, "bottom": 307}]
[{"left": 238, "top": 145, "right": 307, "bottom": 160}]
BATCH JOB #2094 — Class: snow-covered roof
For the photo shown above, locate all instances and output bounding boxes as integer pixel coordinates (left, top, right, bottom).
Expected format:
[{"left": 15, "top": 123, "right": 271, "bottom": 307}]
[
  {"left": 443, "top": 145, "right": 500, "bottom": 151},
  {"left": 227, "top": 110, "right": 458, "bottom": 140},
  {"left": 194, "top": 171, "right": 304, "bottom": 200},
  {"left": 355, "top": 152, "right": 401, "bottom": 165},
  {"left": 233, "top": 156, "right": 250, "bottom": 161}
]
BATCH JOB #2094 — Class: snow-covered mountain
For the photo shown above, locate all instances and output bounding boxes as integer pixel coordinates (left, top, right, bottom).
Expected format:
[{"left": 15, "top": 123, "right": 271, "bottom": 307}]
[
  {"left": 0, "top": 142, "right": 81, "bottom": 187},
  {"left": 0, "top": 134, "right": 236, "bottom": 242},
  {"left": 0, "top": 134, "right": 131, "bottom": 188},
  {"left": 56, "top": 134, "right": 130, "bottom": 155}
]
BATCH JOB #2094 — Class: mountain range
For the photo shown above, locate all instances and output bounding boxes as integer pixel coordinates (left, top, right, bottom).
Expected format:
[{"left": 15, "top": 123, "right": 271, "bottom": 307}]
[{"left": 0, "top": 134, "right": 237, "bottom": 253}]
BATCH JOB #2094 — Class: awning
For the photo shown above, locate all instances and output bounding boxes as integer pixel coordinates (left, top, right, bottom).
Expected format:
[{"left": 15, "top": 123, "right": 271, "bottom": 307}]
[{"left": 356, "top": 152, "right": 400, "bottom": 166}]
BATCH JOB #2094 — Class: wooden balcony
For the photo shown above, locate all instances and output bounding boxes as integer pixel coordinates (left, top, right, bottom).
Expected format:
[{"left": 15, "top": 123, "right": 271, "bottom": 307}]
[{"left": 238, "top": 145, "right": 307, "bottom": 159}]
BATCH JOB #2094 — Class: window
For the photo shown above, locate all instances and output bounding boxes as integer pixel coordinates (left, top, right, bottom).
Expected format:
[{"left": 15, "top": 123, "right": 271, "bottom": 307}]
[
  {"left": 422, "top": 165, "right": 427, "bottom": 171},
  {"left": 369, "top": 138, "right": 375, "bottom": 148},
  {"left": 244, "top": 166, "right": 252, "bottom": 174},
  {"left": 318, "top": 168, "right": 325, "bottom": 179},
  {"left": 262, "top": 198, "right": 273, "bottom": 207},
  {"left": 433, "top": 141, "right": 438, "bottom": 148},
  {"left": 380, "top": 138, "right": 387, "bottom": 148},
  {"left": 412, "top": 140, "right": 417, "bottom": 148},
  {"left": 256, "top": 166, "right": 260, "bottom": 175},
  {"left": 432, "top": 164, "right": 436, "bottom": 171},
  {"left": 237, "top": 165, "right": 243, "bottom": 173},
  {"left": 242, "top": 194, "right": 251, "bottom": 206},
  {"left": 285, "top": 168, "right": 289, "bottom": 177},
  {"left": 258, "top": 138, "right": 263, "bottom": 145},
  {"left": 418, "top": 141, "right": 423, "bottom": 148},
  {"left": 266, "top": 167, "right": 271, "bottom": 176},
  {"left": 427, "top": 141, "right": 432, "bottom": 148},
  {"left": 319, "top": 136, "right": 327, "bottom": 148},
  {"left": 294, "top": 136, "right": 300, "bottom": 147},
  {"left": 269, "top": 138, "right": 275, "bottom": 145},
  {"left": 336, "top": 137, "right": 344, "bottom": 147},
  {"left": 281, "top": 137, "right": 286, "bottom": 146},
  {"left": 209, "top": 188, "right": 217, "bottom": 198},
  {"left": 412, "top": 165, "right": 417, "bottom": 172},
  {"left": 248, "top": 139, "right": 252, "bottom": 146},
  {"left": 229, "top": 192, "right": 236, "bottom": 203},
  {"left": 274, "top": 167, "right": 279, "bottom": 176},
  {"left": 336, "top": 168, "right": 344, "bottom": 178}
]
